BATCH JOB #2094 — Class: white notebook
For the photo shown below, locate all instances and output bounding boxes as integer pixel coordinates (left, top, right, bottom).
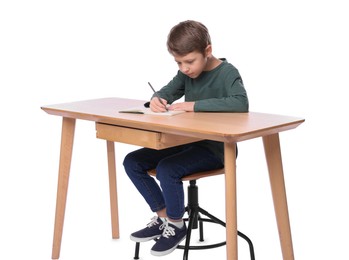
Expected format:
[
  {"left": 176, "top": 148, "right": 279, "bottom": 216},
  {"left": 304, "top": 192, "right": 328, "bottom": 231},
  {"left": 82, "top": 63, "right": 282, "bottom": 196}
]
[{"left": 118, "top": 106, "right": 185, "bottom": 116}]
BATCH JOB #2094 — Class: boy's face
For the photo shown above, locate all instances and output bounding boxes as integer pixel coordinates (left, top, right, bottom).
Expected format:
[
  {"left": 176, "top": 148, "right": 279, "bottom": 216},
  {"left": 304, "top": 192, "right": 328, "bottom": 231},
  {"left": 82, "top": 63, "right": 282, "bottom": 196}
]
[{"left": 173, "top": 46, "right": 211, "bottom": 79}]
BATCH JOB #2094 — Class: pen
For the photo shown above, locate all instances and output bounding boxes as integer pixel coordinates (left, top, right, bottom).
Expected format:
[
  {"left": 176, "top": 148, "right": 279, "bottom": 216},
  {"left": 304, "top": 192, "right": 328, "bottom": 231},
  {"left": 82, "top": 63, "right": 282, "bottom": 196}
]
[{"left": 148, "top": 82, "right": 168, "bottom": 111}]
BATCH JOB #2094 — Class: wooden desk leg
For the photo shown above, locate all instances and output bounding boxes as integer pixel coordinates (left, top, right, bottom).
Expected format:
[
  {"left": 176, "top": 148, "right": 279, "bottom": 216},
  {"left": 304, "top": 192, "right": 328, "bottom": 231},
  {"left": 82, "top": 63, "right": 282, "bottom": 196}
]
[
  {"left": 52, "top": 117, "right": 76, "bottom": 259},
  {"left": 263, "top": 133, "right": 294, "bottom": 260},
  {"left": 106, "top": 141, "right": 120, "bottom": 238},
  {"left": 224, "top": 142, "right": 238, "bottom": 260}
]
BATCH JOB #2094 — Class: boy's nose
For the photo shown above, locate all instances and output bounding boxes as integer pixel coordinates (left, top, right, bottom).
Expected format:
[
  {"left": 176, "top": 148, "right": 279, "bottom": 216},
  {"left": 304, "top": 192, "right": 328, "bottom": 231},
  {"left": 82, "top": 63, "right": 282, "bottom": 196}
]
[{"left": 183, "top": 66, "right": 190, "bottom": 73}]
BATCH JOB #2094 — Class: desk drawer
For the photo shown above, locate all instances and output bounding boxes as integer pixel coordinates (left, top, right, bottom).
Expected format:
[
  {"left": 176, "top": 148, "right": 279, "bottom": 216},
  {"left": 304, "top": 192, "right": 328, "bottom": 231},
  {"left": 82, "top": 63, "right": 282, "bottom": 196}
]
[{"left": 96, "top": 123, "right": 201, "bottom": 150}]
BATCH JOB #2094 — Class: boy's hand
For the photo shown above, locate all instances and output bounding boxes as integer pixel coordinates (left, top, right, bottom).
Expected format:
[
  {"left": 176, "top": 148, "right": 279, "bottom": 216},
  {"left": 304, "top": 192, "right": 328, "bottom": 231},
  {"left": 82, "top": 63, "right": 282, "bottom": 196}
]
[
  {"left": 150, "top": 97, "right": 168, "bottom": 112},
  {"left": 168, "top": 102, "right": 195, "bottom": 112}
]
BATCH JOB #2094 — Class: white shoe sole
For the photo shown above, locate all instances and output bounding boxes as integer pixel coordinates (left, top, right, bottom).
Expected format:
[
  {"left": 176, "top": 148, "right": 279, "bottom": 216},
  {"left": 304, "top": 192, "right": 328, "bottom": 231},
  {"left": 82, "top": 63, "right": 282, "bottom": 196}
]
[{"left": 130, "top": 234, "right": 161, "bottom": 242}]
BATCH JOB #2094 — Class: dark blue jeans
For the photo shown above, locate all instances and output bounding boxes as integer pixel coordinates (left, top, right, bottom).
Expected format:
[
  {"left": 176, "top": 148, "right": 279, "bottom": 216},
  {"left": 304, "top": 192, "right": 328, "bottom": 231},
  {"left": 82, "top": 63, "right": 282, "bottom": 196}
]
[{"left": 123, "top": 143, "right": 224, "bottom": 220}]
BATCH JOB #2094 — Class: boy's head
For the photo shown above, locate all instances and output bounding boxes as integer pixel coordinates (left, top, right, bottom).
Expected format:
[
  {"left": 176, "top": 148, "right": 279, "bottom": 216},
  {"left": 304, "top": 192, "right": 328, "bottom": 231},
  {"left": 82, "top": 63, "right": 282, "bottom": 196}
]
[{"left": 167, "top": 20, "right": 211, "bottom": 57}]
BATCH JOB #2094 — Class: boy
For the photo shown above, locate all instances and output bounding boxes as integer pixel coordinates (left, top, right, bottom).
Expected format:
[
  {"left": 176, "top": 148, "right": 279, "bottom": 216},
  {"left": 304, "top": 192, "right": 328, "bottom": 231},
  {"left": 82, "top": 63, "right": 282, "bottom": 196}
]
[{"left": 123, "top": 20, "right": 248, "bottom": 256}]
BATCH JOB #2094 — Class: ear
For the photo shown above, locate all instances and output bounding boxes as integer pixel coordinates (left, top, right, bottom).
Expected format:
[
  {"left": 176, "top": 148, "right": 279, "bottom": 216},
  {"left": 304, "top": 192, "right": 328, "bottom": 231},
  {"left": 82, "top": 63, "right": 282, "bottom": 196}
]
[{"left": 204, "top": 45, "right": 212, "bottom": 58}]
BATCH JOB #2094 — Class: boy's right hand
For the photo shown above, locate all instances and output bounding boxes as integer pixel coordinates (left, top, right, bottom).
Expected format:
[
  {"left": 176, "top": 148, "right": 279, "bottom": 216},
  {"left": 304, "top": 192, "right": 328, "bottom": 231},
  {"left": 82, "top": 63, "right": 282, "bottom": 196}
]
[{"left": 150, "top": 97, "right": 168, "bottom": 112}]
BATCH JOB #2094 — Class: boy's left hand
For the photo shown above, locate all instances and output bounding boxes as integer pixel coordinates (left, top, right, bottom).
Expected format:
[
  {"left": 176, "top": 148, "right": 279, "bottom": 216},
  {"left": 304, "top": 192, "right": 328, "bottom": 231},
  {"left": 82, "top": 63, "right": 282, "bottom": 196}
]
[{"left": 168, "top": 102, "right": 195, "bottom": 112}]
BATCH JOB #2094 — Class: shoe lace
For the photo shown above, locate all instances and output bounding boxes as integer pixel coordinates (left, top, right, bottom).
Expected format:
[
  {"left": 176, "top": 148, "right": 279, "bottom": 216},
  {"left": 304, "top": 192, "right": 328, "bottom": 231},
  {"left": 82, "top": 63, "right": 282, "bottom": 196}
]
[
  {"left": 146, "top": 216, "right": 160, "bottom": 228},
  {"left": 146, "top": 216, "right": 167, "bottom": 231},
  {"left": 162, "top": 223, "right": 175, "bottom": 238}
]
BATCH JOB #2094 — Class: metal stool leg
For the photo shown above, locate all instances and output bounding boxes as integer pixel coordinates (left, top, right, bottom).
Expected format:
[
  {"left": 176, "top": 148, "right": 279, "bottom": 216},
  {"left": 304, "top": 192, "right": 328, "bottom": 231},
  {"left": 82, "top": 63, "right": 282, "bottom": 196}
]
[{"left": 133, "top": 242, "right": 140, "bottom": 259}]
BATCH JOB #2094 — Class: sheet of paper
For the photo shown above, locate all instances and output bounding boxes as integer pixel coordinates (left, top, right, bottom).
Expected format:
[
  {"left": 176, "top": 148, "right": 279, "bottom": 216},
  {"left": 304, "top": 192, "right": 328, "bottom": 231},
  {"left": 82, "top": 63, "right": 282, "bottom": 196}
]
[{"left": 118, "top": 106, "right": 185, "bottom": 116}]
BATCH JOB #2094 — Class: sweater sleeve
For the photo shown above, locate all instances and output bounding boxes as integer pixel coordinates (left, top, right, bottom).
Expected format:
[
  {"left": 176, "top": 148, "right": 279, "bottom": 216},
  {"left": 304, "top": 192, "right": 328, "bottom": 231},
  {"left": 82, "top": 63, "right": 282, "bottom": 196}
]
[
  {"left": 152, "top": 71, "right": 186, "bottom": 104},
  {"left": 194, "top": 75, "right": 249, "bottom": 112}
]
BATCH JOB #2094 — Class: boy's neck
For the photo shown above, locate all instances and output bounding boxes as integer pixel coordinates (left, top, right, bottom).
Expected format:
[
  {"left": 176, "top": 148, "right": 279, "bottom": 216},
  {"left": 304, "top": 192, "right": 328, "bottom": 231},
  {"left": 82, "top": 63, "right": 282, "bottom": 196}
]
[{"left": 205, "top": 56, "right": 222, "bottom": 71}]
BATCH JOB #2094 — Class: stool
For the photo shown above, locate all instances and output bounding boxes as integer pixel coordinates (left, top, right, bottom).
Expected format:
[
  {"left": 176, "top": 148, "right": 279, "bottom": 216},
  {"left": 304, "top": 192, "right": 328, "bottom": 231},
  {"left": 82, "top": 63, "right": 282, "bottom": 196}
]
[{"left": 133, "top": 168, "right": 255, "bottom": 260}]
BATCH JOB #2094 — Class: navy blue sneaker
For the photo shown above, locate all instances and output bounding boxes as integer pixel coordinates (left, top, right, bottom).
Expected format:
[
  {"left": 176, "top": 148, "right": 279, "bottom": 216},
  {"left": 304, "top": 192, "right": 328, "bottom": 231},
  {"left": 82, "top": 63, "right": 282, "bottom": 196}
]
[
  {"left": 130, "top": 216, "right": 166, "bottom": 242},
  {"left": 150, "top": 222, "right": 187, "bottom": 256}
]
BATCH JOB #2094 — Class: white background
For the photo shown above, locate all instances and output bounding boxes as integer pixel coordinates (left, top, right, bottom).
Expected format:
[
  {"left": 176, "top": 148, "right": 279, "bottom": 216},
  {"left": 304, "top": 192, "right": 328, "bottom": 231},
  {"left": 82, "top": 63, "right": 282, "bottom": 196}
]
[{"left": 1, "top": 0, "right": 348, "bottom": 259}]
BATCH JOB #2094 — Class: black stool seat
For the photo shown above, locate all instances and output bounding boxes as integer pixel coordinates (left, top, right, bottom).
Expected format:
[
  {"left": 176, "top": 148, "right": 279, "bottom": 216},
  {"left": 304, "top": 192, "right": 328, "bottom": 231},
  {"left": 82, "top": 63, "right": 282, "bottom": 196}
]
[{"left": 133, "top": 168, "right": 255, "bottom": 260}]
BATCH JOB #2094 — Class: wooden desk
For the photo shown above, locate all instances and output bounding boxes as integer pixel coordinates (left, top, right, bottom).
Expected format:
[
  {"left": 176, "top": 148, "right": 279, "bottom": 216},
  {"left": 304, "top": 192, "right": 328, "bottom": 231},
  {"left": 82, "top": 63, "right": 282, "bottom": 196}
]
[{"left": 42, "top": 97, "right": 304, "bottom": 260}]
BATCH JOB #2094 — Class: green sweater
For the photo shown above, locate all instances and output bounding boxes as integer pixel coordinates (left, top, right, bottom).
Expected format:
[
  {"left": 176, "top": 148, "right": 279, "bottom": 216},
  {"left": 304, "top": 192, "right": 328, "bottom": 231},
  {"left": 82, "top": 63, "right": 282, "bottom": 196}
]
[{"left": 155, "top": 58, "right": 249, "bottom": 163}]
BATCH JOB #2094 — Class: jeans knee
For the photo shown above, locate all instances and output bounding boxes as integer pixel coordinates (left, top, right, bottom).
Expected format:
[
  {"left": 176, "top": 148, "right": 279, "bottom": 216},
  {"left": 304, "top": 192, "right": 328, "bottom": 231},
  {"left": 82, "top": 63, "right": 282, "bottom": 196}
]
[
  {"left": 123, "top": 153, "right": 131, "bottom": 168},
  {"left": 123, "top": 152, "right": 138, "bottom": 174}
]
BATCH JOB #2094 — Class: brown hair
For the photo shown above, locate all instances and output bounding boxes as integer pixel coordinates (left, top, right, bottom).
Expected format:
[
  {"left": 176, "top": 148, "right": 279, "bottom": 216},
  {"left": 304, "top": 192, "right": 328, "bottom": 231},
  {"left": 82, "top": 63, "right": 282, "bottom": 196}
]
[{"left": 167, "top": 20, "right": 211, "bottom": 56}]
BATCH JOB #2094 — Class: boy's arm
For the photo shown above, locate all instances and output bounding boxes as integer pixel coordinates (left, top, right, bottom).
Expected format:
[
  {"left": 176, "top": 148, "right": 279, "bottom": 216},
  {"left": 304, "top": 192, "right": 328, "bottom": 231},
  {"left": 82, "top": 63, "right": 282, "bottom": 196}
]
[
  {"left": 153, "top": 71, "right": 186, "bottom": 103},
  {"left": 194, "top": 78, "right": 249, "bottom": 112},
  {"left": 168, "top": 101, "right": 195, "bottom": 111}
]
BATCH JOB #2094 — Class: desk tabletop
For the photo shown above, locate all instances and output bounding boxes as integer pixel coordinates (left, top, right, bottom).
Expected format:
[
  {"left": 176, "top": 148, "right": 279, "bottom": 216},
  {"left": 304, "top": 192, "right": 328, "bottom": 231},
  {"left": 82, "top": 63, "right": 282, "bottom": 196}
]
[{"left": 41, "top": 97, "right": 304, "bottom": 142}]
